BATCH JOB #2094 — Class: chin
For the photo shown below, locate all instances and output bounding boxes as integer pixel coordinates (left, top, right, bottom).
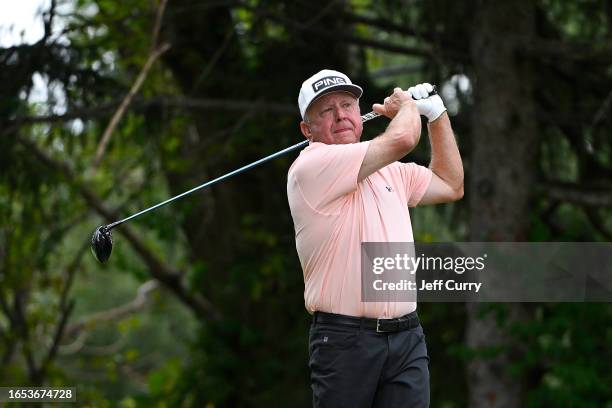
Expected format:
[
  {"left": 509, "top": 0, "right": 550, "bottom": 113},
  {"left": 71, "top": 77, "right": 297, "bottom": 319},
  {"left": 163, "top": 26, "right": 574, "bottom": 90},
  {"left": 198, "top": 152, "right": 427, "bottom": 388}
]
[
  {"left": 318, "top": 132, "right": 360, "bottom": 145},
  {"left": 334, "top": 133, "right": 359, "bottom": 144}
]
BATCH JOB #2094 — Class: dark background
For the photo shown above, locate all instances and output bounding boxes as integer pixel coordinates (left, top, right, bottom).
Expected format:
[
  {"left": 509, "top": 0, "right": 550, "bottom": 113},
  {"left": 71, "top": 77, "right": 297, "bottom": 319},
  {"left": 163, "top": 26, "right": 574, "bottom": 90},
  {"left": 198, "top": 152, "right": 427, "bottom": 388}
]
[{"left": 1, "top": 0, "right": 611, "bottom": 406}]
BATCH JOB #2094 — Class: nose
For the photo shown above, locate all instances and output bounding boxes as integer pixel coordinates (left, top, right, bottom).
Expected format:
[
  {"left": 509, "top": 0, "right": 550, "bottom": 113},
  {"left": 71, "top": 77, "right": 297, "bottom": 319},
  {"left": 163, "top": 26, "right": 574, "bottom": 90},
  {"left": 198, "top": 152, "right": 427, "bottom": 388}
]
[{"left": 334, "top": 106, "right": 349, "bottom": 121}]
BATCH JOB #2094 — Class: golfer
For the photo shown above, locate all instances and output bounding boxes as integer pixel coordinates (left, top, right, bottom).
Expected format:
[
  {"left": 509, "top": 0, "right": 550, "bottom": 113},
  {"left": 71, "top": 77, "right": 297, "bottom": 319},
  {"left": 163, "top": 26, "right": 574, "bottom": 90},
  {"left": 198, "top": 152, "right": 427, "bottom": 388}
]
[{"left": 287, "top": 69, "right": 463, "bottom": 407}]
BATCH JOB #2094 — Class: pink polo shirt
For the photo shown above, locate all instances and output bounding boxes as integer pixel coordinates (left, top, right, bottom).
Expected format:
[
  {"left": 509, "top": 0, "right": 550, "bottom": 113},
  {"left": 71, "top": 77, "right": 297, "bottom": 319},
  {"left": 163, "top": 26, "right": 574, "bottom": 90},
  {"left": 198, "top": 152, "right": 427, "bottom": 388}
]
[{"left": 287, "top": 141, "right": 432, "bottom": 318}]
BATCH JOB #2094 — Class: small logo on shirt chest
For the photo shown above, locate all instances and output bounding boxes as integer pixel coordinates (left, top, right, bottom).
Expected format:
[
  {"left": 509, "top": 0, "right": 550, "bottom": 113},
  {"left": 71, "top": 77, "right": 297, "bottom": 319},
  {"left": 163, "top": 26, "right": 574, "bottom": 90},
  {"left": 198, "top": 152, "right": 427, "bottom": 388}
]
[{"left": 385, "top": 186, "right": 394, "bottom": 192}]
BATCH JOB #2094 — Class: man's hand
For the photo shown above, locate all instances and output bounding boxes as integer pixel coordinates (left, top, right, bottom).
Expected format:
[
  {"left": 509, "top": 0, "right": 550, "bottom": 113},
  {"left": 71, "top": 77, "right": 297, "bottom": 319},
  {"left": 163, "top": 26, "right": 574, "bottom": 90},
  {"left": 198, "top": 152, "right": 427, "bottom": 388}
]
[
  {"left": 358, "top": 88, "right": 421, "bottom": 182},
  {"left": 372, "top": 87, "right": 414, "bottom": 119},
  {"left": 408, "top": 83, "right": 446, "bottom": 122}
]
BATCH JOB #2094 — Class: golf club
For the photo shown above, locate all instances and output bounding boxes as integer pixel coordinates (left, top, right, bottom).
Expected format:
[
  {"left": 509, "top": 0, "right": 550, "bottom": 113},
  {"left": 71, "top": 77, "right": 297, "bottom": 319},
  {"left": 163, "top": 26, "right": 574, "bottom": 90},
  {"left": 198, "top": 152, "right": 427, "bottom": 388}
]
[{"left": 91, "top": 87, "right": 437, "bottom": 263}]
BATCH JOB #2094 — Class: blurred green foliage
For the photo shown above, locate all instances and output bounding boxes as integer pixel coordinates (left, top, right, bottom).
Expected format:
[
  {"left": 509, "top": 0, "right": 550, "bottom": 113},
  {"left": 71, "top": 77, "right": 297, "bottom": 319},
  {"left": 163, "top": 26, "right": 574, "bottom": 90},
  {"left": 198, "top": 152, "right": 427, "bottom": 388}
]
[{"left": 0, "top": 0, "right": 610, "bottom": 407}]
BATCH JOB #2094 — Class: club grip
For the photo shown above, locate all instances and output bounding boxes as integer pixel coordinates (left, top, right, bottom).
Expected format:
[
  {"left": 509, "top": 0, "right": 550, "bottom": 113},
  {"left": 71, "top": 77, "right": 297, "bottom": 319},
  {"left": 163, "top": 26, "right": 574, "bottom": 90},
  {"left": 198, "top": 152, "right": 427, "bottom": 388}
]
[
  {"left": 361, "top": 84, "right": 438, "bottom": 123},
  {"left": 410, "top": 85, "right": 437, "bottom": 100}
]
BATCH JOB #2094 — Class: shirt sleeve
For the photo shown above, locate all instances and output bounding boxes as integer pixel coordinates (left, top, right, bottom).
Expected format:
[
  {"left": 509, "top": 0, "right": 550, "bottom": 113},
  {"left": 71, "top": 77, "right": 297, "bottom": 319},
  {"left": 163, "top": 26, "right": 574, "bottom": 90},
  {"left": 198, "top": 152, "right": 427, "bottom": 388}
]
[
  {"left": 398, "top": 162, "right": 433, "bottom": 207},
  {"left": 291, "top": 141, "right": 370, "bottom": 213}
]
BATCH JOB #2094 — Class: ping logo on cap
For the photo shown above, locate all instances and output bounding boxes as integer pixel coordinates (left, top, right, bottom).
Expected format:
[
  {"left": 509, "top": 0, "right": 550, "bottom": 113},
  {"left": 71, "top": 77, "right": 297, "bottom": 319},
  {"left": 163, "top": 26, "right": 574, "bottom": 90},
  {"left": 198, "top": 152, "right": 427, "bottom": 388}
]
[{"left": 312, "top": 76, "right": 347, "bottom": 93}]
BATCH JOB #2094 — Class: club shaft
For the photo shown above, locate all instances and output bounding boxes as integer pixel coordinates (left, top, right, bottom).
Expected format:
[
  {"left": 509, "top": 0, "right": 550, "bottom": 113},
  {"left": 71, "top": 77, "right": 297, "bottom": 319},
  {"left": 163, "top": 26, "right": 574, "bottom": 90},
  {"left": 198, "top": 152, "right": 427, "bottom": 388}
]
[{"left": 107, "top": 110, "right": 383, "bottom": 230}]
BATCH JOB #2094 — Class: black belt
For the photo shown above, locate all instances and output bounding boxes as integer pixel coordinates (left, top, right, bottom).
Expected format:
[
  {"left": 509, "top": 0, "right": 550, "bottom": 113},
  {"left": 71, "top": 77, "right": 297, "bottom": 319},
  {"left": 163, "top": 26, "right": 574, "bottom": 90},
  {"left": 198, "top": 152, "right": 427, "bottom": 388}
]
[{"left": 313, "top": 311, "right": 420, "bottom": 333}]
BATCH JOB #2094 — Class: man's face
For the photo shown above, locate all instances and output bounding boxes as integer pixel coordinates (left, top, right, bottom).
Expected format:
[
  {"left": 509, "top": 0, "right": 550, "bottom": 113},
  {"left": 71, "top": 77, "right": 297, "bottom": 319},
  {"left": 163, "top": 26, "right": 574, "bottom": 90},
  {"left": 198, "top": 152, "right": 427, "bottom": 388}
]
[{"left": 300, "top": 92, "right": 363, "bottom": 145}]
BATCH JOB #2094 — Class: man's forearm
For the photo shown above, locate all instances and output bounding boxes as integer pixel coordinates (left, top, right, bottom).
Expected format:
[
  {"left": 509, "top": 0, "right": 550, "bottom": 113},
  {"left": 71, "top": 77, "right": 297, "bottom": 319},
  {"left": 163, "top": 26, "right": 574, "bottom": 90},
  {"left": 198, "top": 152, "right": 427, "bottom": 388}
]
[{"left": 428, "top": 113, "right": 464, "bottom": 192}]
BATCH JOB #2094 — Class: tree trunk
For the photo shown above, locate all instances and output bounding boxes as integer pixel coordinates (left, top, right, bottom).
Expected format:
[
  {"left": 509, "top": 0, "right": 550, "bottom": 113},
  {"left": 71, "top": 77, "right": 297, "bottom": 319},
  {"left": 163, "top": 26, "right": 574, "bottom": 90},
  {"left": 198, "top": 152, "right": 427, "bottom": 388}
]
[{"left": 467, "top": 1, "right": 537, "bottom": 407}]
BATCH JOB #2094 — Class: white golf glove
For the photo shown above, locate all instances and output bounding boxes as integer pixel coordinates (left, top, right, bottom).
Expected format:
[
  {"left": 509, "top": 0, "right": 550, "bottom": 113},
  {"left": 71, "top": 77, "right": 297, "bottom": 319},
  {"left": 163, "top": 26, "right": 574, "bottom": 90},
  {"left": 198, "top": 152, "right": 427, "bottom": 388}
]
[{"left": 408, "top": 83, "right": 446, "bottom": 122}]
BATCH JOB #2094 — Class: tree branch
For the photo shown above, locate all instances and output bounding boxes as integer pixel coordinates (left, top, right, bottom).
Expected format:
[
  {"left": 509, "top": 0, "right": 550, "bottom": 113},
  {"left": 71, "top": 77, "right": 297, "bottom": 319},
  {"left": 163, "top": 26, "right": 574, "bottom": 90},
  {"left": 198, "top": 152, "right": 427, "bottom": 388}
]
[
  {"left": 584, "top": 207, "right": 612, "bottom": 240},
  {"left": 540, "top": 201, "right": 565, "bottom": 237},
  {"left": 64, "top": 280, "right": 158, "bottom": 339},
  {"left": 13, "top": 289, "right": 38, "bottom": 383},
  {"left": 370, "top": 63, "right": 425, "bottom": 78},
  {"left": 82, "top": 334, "right": 126, "bottom": 356},
  {"left": 91, "top": 0, "right": 171, "bottom": 169},
  {"left": 59, "top": 241, "right": 89, "bottom": 314},
  {"left": 0, "top": 250, "right": 19, "bottom": 366},
  {"left": 14, "top": 134, "right": 223, "bottom": 321},
  {"left": 261, "top": 12, "right": 434, "bottom": 57},
  {"left": 0, "top": 289, "right": 18, "bottom": 365},
  {"left": 150, "top": 0, "right": 168, "bottom": 52},
  {"left": 36, "top": 300, "right": 74, "bottom": 383},
  {"left": 584, "top": 88, "right": 612, "bottom": 154},
  {"left": 29, "top": 242, "right": 88, "bottom": 381},
  {"left": 59, "top": 329, "right": 88, "bottom": 355},
  {"left": 9, "top": 96, "right": 296, "bottom": 126},
  {"left": 537, "top": 181, "right": 612, "bottom": 207},
  {"left": 42, "top": 0, "right": 57, "bottom": 43},
  {"left": 191, "top": 26, "right": 235, "bottom": 92},
  {"left": 340, "top": 11, "right": 432, "bottom": 40},
  {"left": 92, "top": 43, "right": 171, "bottom": 169},
  {"left": 522, "top": 38, "right": 612, "bottom": 65}
]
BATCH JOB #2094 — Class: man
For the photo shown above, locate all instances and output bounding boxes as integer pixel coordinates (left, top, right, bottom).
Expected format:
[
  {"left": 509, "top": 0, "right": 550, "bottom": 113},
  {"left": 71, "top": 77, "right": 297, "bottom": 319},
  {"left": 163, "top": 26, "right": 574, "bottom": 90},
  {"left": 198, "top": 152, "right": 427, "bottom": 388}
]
[{"left": 287, "top": 69, "right": 463, "bottom": 407}]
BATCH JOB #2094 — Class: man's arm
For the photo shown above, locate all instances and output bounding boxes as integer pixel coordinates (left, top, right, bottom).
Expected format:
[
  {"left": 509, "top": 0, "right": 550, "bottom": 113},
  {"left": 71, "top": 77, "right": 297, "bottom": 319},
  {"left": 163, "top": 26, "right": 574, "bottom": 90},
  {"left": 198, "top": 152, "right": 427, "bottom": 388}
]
[
  {"left": 418, "top": 112, "right": 464, "bottom": 204},
  {"left": 357, "top": 88, "right": 422, "bottom": 182}
]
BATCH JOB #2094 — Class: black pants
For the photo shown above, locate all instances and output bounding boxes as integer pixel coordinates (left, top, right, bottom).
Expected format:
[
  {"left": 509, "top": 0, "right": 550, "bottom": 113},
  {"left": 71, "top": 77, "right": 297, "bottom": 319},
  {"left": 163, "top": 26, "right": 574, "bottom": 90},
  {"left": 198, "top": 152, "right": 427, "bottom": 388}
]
[{"left": 308, "top": 314, "right": 430, "bottom": 407}]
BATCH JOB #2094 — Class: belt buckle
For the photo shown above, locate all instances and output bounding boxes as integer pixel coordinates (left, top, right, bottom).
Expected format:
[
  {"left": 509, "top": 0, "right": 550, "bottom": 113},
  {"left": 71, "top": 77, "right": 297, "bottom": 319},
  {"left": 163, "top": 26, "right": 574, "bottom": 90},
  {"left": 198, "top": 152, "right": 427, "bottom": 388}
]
[{"left": 376, "top": 318, "right": 385, "bottom": 333}]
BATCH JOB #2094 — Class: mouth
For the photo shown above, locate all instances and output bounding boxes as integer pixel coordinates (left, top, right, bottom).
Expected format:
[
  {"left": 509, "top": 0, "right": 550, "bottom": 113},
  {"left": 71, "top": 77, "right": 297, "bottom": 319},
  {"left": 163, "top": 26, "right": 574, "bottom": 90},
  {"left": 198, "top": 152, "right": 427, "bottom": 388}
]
[{"left": 333, "top": 128, "right": 353, "bottom": 134}]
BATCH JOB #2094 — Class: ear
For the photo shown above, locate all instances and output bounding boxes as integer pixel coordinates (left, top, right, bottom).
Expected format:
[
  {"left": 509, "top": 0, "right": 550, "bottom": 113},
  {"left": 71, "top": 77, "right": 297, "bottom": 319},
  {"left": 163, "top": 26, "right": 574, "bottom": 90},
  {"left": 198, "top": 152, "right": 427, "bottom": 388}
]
[{"left": 300, "top": 121, "right": 312, "bottom": 141}]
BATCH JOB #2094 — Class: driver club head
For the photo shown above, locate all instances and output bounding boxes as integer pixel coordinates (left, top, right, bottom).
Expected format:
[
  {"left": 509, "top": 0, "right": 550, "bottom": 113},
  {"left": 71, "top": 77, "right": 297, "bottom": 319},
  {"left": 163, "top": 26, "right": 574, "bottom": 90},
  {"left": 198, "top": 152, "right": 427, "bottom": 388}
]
[{"left": 91, "top": 225, "right": 113, "bottom": 263}]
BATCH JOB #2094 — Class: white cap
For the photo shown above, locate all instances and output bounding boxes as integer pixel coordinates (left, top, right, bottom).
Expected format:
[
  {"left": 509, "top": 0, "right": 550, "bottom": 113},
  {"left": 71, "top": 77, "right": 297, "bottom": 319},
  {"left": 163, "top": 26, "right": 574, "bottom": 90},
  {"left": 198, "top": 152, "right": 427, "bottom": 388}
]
[{"left": 298, "top": 69, "right": 363, "bottom": 119}]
